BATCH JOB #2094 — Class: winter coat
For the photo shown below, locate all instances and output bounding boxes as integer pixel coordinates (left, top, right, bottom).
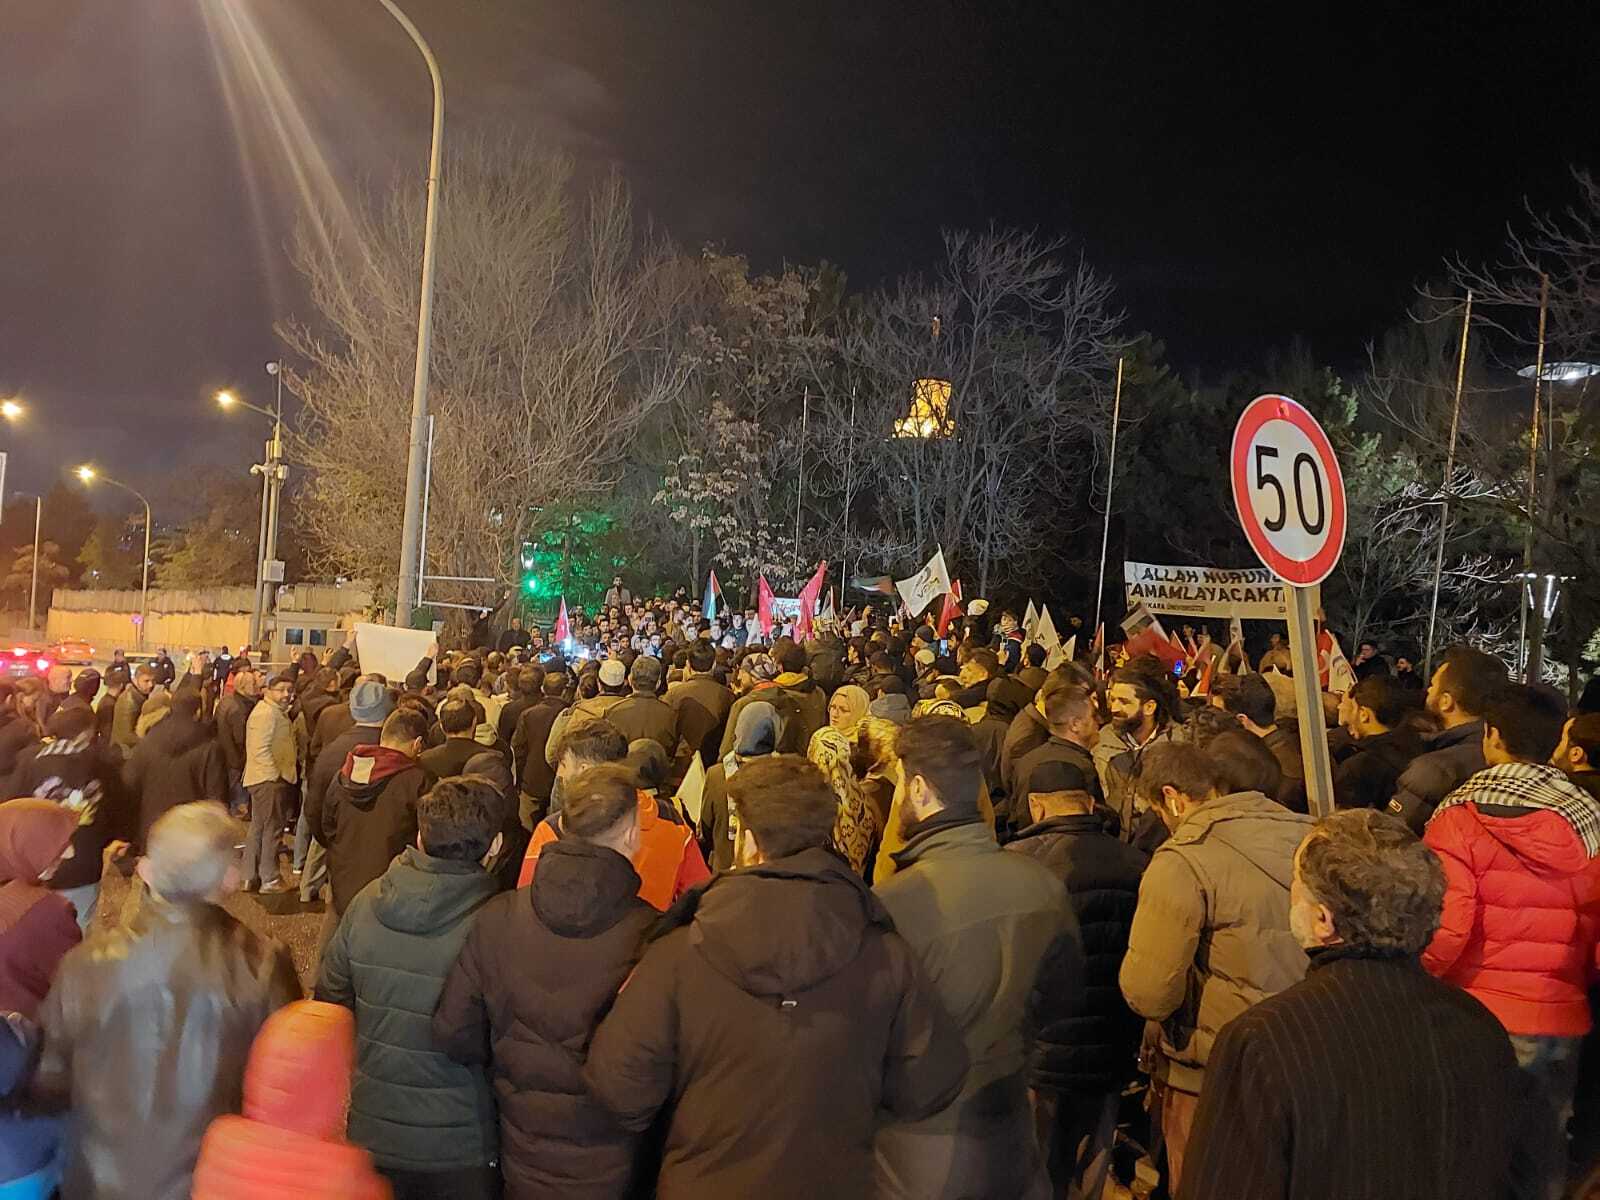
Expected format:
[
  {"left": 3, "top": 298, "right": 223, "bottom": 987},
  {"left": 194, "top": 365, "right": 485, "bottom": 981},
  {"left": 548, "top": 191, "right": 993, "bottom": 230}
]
[
  {"left": 1179, "top": 948, "right": 1521, "bottom": 1200},
  {"left": 1423, "top": 763, "right": 1600, "bottom": 1037},
  {"left": 1007, "top": 813, "right": 1147, "bottom": 1093},
  {"left": 419, "top": 734, "right": 501, "bottom": 781},
  {"left": 1093, "top": 721, "right": 1183, "bottom": 838},
  {"left": 315, "top": 848, "right": 498, "bottom": 1172},
  {"left": 122, "top": 711, "right": 227, "bottom": 848},
  {"left": 33, "top": 898, "right": 300, "bottom": 1200},
  {"left": 192, "top": 1001, "right": 390, "bottom": 1200},
  {"left": 242, "top": 699, "right": 296, "bottom": 787},
  {"left": 1119, "top": 790, "right": 1313, "bottom": 1093},
  {"left": 807, "top": 638, "right": 847, "bottom": 694},
  {"left": 1388, "top": 719, "right": 1485, "bottom": 832},
  {"left": 585, "top": 846, "right": 969, "bottom": 1200},
  {"left": 512, "top": 698, "right": 567, "bottom": 802},
  {"left": 303, "top": 723, "right": 384, "bottom": 850},
  {"left": 717, "top": 679, "right": 821, "bottom": 758},
  {"left": 606, "top": 692, "right": 678, "bottom": 754},
  {"left": 434, "top": 840, "right": 657, "bottom": 1199},
  {"left": 317, "top": 746, "right": 428, "bottom": 914},
  {"left": 309, "top": 703, "right": 356, "bottom": 773},
  {"left": 519, "top": 790, "right": 709, "bottom": 910},
  {"left": 666, "top": 676, "right": 732, "bottom": 768},
  {"left": 110, "top": 685, "right": 148, "bottom": 753},
  {"left": 542, "top": 694, "right": 628, "bottom": 769},
  {"left": 1333, "top": 727, "right": 1424, "bottom": 811},
  {"left": 872, "top": 819, "right": 1075, "bottom": 1199},
  {"left": 1000, "top": 705, "right": 1051, "bottom": 799},
  {"left": 0, "top": 799, "right": 82, "bottom": 1018},
  {"left": 5, "top": 730, "right": 132, "bottom": 892},
  {"left": 1260, "top": 723, "right": 1310, "bottom": 813},
  {"left": 214, "top": 691, "right": 257, "bottom": 778}
]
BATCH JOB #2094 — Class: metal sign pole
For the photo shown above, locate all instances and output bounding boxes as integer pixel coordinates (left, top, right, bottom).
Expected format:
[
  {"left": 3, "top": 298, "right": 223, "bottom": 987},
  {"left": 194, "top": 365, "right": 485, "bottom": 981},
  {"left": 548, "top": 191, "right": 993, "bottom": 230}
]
[{"left": 1284, "top": 584, "right": 1335, "bottom": 817}]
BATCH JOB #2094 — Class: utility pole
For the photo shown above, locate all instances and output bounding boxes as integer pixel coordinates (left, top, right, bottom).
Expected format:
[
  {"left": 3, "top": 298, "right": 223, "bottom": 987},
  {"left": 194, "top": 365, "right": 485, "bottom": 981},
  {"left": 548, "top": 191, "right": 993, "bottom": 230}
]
[{"left": 380, "top": 0, "right": 446, "bottom": 629}]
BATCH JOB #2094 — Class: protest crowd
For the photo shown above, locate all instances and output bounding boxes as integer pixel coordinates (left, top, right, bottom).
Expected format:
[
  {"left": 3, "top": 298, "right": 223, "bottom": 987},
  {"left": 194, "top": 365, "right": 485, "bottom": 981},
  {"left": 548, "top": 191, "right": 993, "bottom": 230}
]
[{"left": 0, "top": 565, "right": 1598, "bottom": 1200}]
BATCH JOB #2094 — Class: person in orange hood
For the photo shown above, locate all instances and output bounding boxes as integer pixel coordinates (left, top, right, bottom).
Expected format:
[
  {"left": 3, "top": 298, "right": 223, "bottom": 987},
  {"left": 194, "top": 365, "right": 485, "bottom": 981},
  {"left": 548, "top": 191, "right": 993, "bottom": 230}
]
[
  {"left": 518, "top": 721, "right": 708, "bottom": 909},
  {"left": 192, "top": 1000, "right": 390, "bottom": 1200}
]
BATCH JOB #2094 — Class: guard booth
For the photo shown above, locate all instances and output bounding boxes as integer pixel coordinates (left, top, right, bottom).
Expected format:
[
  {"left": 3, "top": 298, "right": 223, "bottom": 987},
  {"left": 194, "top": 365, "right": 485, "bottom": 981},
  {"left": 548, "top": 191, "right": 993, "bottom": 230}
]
[{"left": 264, "top": 582, "right": 375, "bottom": 666}]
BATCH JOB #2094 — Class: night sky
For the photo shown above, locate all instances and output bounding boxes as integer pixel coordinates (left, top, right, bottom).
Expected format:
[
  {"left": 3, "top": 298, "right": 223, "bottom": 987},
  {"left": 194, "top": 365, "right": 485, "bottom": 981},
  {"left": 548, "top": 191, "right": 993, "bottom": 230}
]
[{"left": 3, "top": 0, "right": 1597, "bottom": 502}]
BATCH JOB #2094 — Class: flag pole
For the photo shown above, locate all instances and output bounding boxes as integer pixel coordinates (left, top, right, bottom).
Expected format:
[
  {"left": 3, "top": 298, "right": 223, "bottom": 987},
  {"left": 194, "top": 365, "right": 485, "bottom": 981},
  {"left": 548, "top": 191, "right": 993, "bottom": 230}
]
[
  {"left": 1422, "top": 291, "right": 1472, "bottom": 680},
  {"left": 794, "top": 387, "right": 810, "bottom": 575},
  {"left": 1520, "top": 274, "right": 1550, "bottom": 683},
  {"left": 1092, "top": 357, "right": 1125, "bottom": 640}
]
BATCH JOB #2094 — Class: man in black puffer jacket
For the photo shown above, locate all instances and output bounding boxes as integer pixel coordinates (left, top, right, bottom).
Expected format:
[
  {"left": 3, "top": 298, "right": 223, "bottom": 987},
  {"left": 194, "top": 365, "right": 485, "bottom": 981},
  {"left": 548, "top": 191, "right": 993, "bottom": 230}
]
[
  {"left": 1006, "top": 759, "right": 1148, "bottom": 1199},
  {"left": 434, "top": 763, "right": 657, "bottom": 1199},
  {"left": 123, "top": 686, "right": 227, "bottom": 849}
]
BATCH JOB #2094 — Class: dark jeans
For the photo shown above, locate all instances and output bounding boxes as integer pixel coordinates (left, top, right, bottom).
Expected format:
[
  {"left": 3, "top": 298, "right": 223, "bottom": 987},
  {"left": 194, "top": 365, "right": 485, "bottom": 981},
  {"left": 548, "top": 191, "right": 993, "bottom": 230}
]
[
  {"left": 379, "top": 1165, "right": 500, "bottom": 1200},
  {"left": 1512, "top": 1033, "right": 1583, "bottom": 1200},
  {"left": 245, "top": 780, "right": 291, "bottom": 886}
]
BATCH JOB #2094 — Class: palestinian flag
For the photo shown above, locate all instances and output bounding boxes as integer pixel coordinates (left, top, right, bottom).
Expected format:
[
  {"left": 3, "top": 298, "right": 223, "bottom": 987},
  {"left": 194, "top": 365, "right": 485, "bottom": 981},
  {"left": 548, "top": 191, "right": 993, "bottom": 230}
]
[
  {"left": 702, "top": 570, "right": 724, "bottom": 620},
  {"left": 849, "top": 575, "right": 896, "bottom": 595}
]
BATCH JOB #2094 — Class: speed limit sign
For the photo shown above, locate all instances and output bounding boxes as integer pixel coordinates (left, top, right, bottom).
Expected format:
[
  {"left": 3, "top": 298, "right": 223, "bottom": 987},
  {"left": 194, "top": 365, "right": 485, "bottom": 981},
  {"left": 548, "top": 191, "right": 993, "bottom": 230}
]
[{"left": 1230, "top": 394, "right": 1347, "bottom": 587}]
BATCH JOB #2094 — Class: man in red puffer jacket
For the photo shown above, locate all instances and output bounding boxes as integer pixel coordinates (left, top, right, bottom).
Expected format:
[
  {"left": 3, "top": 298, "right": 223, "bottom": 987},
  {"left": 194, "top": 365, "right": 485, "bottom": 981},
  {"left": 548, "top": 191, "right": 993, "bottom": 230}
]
[{"left": 1424, "top": 683, "right": 1600, "bottom": 1200}]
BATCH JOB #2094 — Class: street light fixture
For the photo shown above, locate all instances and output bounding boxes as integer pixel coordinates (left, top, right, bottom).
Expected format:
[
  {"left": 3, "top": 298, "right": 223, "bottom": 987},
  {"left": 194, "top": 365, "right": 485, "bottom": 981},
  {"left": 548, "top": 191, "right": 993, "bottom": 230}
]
[
  {"left": 213, "top": 371, "right": 286, "bottom": 649},
  {"left": 75, "top": 466, "right": 152, "bottom": 651},
  {"left": 0, "top": 400, "right": 22, "bottom": 422}
]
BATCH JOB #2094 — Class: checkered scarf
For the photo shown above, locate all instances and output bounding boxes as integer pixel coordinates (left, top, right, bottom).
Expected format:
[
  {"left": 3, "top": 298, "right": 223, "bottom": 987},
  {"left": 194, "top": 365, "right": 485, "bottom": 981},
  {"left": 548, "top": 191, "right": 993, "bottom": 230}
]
[{"left": 1434, "top": 761, "right": 1600, "bottom": 857}]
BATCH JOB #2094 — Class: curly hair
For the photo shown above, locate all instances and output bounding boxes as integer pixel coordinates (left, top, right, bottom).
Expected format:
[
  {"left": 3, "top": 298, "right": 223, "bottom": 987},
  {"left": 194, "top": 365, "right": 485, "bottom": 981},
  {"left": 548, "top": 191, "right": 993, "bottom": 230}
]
[{"left": 1298, "top": 809, "right": 1445, "bottom": 954}]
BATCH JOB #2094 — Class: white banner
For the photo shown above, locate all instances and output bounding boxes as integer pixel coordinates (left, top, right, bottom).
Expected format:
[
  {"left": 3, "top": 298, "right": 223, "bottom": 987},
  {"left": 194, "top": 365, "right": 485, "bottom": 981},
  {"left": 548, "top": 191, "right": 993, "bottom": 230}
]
[
  {"left": 1124, "top": 561, "right": 1291, "bottom": 621},
  {"left": 895, "top": 549, "right": 952, "bottom": 617},
  {"left": 353, "top": 622, "right": 435, "bottom": 686}
]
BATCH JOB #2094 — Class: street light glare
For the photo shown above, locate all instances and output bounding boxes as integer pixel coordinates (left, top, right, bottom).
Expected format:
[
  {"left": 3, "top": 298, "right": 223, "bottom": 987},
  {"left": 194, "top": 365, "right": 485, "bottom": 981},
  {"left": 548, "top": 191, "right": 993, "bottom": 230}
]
[
  {"left": 75, "top": 466, "right": 96, "bottom": 482},
  {"left": 216, "top": 390, "right": 238, "bottom": 408},
  {"left": 0, "top": 400, "right": 22, "bottom": 420}
]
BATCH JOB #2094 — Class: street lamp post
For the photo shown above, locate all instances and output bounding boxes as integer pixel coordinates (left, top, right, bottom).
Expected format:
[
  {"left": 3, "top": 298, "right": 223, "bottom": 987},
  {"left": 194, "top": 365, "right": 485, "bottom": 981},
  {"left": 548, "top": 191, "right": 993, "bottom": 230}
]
[
  {"left": 218, "top": 377, "right": 287, "bottom": 650},
  {"left": 375, "top": 0, "right": 445, "bottom": 626},
  {"left": 75, "top": 467, "right": 152, "bottom": 651},
  {"left": 27, "top": 496, "right": 41, "bottom": 634}
]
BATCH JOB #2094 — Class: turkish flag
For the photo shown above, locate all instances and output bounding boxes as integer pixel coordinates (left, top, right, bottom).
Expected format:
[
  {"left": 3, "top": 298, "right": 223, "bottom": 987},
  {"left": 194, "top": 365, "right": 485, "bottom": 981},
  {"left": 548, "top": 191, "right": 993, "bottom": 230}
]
[
  {"left": 553, "top": 597, "right": 570, "bottom": 645},
  {"left": 936, "top": 580, "right": 964, "bottom": 637},
  {"left": 756, "top": 576, "right": 775, "bottom": 638},
  {"left": 796, "top": 561, "right": 828, "bottom": 639}
]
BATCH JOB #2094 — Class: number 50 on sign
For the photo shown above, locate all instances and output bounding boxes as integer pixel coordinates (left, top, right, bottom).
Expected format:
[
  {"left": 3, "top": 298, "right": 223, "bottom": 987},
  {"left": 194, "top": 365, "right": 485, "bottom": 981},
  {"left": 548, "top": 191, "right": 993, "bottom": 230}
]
[{"left": 1230, "top": 394, "right": 1347, "bottom": 588}]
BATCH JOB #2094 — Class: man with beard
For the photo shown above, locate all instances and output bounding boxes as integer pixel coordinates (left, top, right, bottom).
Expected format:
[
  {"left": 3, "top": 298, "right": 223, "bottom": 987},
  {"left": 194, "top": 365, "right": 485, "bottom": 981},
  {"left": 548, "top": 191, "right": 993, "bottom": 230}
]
[
  {"left": 1388, "top": 644, "right": 1506, "bottom": 833},
  {"left": 1094, "top": 660, "right": 1183, "bottom": 839}
]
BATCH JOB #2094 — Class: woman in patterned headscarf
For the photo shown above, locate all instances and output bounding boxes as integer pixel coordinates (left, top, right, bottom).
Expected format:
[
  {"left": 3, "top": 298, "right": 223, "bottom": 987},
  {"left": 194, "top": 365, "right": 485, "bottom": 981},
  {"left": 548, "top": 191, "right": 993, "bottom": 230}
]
[{"left": 808, "top": 717, "right": 876, "bottom": 876}]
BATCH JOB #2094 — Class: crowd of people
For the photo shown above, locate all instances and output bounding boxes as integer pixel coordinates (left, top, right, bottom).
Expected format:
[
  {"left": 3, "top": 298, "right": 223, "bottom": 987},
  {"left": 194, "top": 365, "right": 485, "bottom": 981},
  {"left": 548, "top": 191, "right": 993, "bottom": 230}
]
[{"left": 0, "top": 582, "right": 1595, "bottom": 1198}]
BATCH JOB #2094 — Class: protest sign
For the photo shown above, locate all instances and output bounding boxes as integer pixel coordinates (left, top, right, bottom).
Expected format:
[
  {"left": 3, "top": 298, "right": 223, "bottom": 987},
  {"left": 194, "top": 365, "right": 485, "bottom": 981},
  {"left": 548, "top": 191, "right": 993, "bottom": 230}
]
[{"left": 1123, "top": 560, "right": 1291, "bottom": 620}]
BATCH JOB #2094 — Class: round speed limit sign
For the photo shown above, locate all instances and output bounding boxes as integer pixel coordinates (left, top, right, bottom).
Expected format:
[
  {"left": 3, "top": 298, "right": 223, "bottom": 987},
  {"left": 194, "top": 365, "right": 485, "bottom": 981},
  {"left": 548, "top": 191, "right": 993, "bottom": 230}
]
[{"left": 1230, "top": 394, "right": 1347, "bottom": 586}]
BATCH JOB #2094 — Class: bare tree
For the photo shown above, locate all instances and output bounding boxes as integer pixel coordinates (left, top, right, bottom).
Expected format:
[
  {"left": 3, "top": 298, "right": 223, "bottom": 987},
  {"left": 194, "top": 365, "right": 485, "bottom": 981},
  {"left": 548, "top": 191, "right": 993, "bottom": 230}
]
[
  {"left": 812, "top": 229, "right": 1122, "bottom": 594},
  {"left": 282, "top": 136, "right": 692, "bottom": 603}
]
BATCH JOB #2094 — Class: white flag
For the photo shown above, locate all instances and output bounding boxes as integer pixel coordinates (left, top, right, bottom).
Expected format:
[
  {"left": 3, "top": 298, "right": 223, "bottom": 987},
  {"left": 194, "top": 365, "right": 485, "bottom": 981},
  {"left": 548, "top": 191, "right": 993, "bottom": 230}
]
[
  {"left": 675, "top": 753, "right": 708, "bottom": 825},
  {"left": 895, "top": 549, "right": 952, "bottom": 617},
  {"left": 1035, "top": 605, "right": 1062, "bottom": 665},
  {"left": 1023, "top": 600, "right": 1040, "bottom": 641},
  {"left": 1051, "top": 634, "right": 1076, "bottom": 670}
]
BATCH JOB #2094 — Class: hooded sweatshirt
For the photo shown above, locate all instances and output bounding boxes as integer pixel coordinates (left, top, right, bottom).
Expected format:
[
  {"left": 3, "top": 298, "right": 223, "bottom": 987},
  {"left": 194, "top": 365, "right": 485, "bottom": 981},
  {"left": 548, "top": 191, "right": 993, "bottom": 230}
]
[
  {"left": 319, "top": 745, "right": 428, "bottom": 914},
  {"left": 192, "top": 1001, "right": 389, "bottom": 1200},
  {"left": 585, "top": 846, "right": 968, "bottom": 1200},
  {"left": 434, "top": 839, "right": 657, "bottom": 1200},
  {"left": 1424, "top": 761, "right": 1600, "bottom": 1035},
  {"left": 314, "top": 847, "right": 499, "bottom": 1172},
  {"left": 0, "top": 799, "right": 81, "bottom": 1017}
]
